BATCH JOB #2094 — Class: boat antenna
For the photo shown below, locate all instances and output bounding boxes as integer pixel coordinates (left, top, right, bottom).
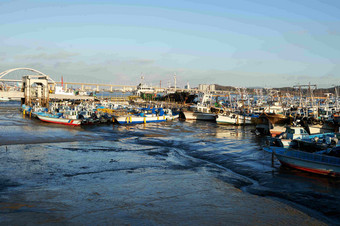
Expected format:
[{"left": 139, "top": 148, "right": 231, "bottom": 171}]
[{"left": 140, "top": 73, "right": 145, "bottom": 84}]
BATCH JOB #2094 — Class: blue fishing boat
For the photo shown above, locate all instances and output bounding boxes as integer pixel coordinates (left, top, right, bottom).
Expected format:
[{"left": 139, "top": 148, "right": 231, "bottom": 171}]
[
  {"left": 271, "top": 146, "right": 340, "bottom": 177},
  {"left": 114, "top": 107, "right": 178, "bottom": 124},
  {"left": 264, "top": 126, "right": 338, "bottom": 152}
]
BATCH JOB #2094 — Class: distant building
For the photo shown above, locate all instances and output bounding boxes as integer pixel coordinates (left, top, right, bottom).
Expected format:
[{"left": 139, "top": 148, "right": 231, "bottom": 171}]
[
  {"left": 198, "top": 84, "right": 215, "bottom": 92},
  {"left": 185, "top": 82, "right": 190, "bottom": 90}
]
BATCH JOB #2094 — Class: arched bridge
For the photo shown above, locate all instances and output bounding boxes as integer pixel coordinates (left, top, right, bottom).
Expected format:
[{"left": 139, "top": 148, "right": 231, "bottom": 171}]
[
  {"left": 0, "top": 67, "right": 135, "bottom": 104},
  {"left": 0, "top": 67, "right": 56, "bottom": 83}
]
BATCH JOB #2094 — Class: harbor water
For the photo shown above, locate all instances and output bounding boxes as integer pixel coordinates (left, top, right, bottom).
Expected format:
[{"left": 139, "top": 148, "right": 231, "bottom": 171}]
[{"left": 0, "top": 101, "right": 339, "bottom": 225}]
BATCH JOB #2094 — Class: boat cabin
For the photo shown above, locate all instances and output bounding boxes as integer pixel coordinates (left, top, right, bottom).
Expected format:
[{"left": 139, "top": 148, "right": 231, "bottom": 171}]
[
  {"left": 285, "top": 127, "right": 309, "bottom": 140},
  {"left": 64, "top": 110, "right": 79, "bottom": 119}
]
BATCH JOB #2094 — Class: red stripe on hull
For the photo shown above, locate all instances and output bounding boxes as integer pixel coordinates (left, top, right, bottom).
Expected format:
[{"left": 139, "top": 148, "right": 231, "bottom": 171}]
[
  {"left": 279, "top": 161, "right": 339, "bottom": 177},
  {"left": 39, "top": 118, "right": 81, "bottom": 126}
]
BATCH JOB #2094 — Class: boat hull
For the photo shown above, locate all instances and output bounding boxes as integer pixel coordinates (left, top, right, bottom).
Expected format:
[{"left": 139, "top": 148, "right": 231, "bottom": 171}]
[
  {"left": 115, "top": 115, "right": 177, "bottom": 124},
  {"left": 37, "top": 115, "right": 82, "bottom": 126},
  {"left": 272, "top": 147, "right": 340, "bottom": 176},
  {"left": 216, "top": 114, "right": 252, "bottom": 125},
  {"left": 181, "top": 111, "right": 216, "bottom": 121}
]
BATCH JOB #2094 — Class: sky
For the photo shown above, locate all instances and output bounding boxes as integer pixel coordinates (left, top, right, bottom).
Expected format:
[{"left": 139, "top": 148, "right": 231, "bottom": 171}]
[{"left": 0, "top": 0, "right": 340, "bottom": 88}]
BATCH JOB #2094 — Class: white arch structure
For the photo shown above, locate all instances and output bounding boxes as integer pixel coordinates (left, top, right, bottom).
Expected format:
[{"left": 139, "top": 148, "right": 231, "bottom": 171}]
[{"left": 0, "top": 68, "right": 56, "bottom": 83}]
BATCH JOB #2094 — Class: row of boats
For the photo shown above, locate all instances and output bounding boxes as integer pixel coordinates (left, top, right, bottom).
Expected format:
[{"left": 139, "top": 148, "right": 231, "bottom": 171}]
[
  {"left": 21, "top": 90, "right": 340, "bottom": 177},
  {"left": 180, "top": 93, "right": 339, "bottom": 134},
  {"left": 22, "top": 101, "right": 180, "bottom": 126}
]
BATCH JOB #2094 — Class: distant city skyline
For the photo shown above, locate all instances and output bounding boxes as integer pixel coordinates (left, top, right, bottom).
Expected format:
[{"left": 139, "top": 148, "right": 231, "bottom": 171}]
[{"left": 1, "top": 0, "right": 339, "bottom": 88}]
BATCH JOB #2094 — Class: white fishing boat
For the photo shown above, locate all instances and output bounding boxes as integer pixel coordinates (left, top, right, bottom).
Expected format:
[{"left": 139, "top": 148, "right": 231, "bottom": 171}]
[
  {"left": 133, "top": 76, "right": 155, "bottom": 97},
  {"left": 216, "top": 113, "right": 252, "bottom": 125},
  {"left": 181, "top": 111, "right": 216, "bottom": 121},
  {"left": 37, "top": 115, "right": 82, "bottom": 126},
  {"left": 181, "top": 93, "right": 216, "bottom": 121},
  {"left": 55, "top": 86, "right": 74, "bottom": 96}
]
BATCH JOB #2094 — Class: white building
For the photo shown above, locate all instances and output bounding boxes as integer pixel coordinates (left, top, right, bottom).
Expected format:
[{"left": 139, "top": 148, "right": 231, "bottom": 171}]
[
  {"left": 184, "top": 82, "right": 190, "bottom": 90},
  {"left": 198, "top": 84, "right": 215, "bottom": 92}
]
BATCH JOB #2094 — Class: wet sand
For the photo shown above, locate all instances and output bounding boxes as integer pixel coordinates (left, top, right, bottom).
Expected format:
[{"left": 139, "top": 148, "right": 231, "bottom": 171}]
[{"left": 0, "top": 142, "right": 326, "bottom": 225}]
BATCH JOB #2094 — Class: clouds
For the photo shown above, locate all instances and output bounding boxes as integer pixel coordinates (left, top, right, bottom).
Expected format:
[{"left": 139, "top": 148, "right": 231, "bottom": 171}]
[
  {"left": 1, "top": 1, "right": 340, "bottom": 88},
  {"left": 15, "top": 51, "right": 78, "bottom": 61},
  {"left": 0, "top": 55, "right": 338, "bottom": 88}
]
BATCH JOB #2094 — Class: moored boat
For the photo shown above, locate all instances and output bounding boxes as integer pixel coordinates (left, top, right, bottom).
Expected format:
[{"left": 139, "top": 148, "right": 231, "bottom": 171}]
[
  {"left": 115, "top": 115, "right": 165, "bottom": 124},
  {"left": 271, "top": 146, "right": 340, "bottom": 177},
  {"left": 180, "top": 92, "right": 217, "bottom": 121},
  {"left": 216, "top": 113, "right": 252, "bottom": 125},
  {"left": 255, "top": 112, "right": 292, "bottom": 136},
  {"left": 37, "top": 115, "right": 82, "bottom": 126},
  {"left": 180, "top": 110, "right": 216, "bottom": 121},
  {"left": 114, "top": 108, "right": 178, "bottom": 124},
  {"left": 265, "top": 126, "right": 339, "bottom": 149}
]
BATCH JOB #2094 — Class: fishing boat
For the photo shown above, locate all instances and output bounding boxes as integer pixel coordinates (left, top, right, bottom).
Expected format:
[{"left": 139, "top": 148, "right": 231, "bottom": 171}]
[
  {"left": 133, "top": 76, "right": 155, "bottom": 97},
  {"left": 37, "top": 114, "right": 82, "bottom": 126},
  {"left": 263, "top": 126, "right": 338, "bottom": 153},
  {"left": 216, "top": 113, "right": 252, "bottom": 125},
  {"left": 271, "top": 146, "right": 340, "bottom": 177},
  {"left": 54, "top": 85, "right": 74, "bottom": 96},
  {"left": 115, "top": 115, "right": 164, "bottom": 124},
  {"left": 180, "top": 93, "right": 216, "bottom": 121},
  {"left": 255, "top": 112, "right": 292, "bottom": 136},
  {"left": 114, "top": 108, "right": 178, "bottom": 124},
  {"left": 181, "top": 110, "right": 216, "bottom": 121}
]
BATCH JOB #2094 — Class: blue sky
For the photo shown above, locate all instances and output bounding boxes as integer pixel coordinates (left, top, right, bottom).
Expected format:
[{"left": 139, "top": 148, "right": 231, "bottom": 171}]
[{"left": 0, "top": 0, "right": 339, "bottom": 87}]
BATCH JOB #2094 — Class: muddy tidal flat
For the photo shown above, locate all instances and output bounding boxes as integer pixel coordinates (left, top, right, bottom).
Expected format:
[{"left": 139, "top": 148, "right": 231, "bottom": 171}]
[{"left": 0, "top": 102, "right": 339, "bottom": 225}]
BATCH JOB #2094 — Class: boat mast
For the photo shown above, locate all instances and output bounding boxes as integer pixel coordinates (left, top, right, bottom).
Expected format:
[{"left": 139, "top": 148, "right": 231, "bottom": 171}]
[{"left": 335, "top": 85, "right": 339, "bottom": 111}]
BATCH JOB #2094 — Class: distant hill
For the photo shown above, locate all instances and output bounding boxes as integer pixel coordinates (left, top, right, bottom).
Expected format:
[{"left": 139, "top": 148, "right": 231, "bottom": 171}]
[
  {"left": 214, "top": 84, "right": 236, "bottom": 91},
  {"left": 215, "top": 84, "right": 339, "bottom": 96}
]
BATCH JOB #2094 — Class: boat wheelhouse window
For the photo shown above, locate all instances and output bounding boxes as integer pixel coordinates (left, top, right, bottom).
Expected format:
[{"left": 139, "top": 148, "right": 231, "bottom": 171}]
[
  {"left": 300, "top": 129, "right": 308, "bottom": 134},
  {"left": 287, "top": 128, "right": 294, "bottom": 134}
]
